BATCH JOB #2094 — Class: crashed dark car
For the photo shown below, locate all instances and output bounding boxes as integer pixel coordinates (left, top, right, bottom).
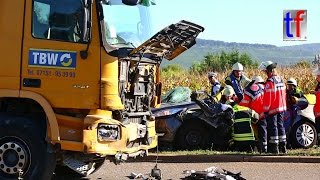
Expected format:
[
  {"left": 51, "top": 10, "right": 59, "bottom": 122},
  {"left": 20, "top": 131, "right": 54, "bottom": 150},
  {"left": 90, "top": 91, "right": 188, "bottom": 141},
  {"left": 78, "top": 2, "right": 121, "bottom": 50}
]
[{"left": 152, "top": 92, "right": 318, "bottom": 150}]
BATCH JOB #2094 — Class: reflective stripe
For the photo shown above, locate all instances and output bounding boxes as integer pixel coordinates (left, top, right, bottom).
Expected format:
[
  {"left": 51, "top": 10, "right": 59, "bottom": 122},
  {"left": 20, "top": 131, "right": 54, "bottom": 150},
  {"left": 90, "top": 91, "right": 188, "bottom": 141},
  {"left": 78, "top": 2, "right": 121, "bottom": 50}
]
[
  {"left": 270, "top": 136, "right": 279, "bottom": 140},
  {"left": 269, "top": 139, "right": 279, "bottom": 143},
  {"left": 234, "top": 118, "right": 251, "bottom": 123},
  {"left": 241, "top": 99, "right": 250, "bottom": 104},
  {"left": 269, "top": 106, "right": 287, "bottom": 114},
  {"left": 244, "top": 91, "right": 255, "bottom": 99},
  {"left": 279, "top": 135, "right": 286, "bottom": 142},
  {"left": 233, "top": 133, "right": 254, "bottom": 137},
  {"left": 262, "top": 142, "right": 267, "bottom": 145},
  {"left": 265, "top": 86, "right": 286, "bottom": 92},
  {"left": 251, "top": 92, "right": 263, "bottom": 101},
  {"left": 233, "top": 137, "right": 255, "bottom": 141}
]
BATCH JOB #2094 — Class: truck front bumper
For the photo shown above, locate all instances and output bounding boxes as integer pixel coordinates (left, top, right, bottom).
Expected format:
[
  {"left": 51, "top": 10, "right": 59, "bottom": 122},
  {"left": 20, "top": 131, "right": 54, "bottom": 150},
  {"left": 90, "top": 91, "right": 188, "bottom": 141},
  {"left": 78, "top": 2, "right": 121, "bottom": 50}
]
[{"left": 82, "top": 116, "right": 158, "bottom": 156}]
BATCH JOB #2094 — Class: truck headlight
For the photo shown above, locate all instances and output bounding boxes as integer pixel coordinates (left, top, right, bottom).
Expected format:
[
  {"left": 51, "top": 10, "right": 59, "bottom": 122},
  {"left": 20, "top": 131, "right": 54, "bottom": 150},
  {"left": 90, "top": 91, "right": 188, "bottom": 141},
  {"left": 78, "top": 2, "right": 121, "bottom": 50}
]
[{"left": 97, "top": 124, "right": 120, "bottom": 141}]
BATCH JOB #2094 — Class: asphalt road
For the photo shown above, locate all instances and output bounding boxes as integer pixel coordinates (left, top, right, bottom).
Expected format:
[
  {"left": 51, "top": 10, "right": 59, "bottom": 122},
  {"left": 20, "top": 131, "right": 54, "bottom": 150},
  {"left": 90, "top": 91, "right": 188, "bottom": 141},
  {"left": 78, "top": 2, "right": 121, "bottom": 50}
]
[{"left": 58, "top": 160, "right": 320, "bottom": 180}]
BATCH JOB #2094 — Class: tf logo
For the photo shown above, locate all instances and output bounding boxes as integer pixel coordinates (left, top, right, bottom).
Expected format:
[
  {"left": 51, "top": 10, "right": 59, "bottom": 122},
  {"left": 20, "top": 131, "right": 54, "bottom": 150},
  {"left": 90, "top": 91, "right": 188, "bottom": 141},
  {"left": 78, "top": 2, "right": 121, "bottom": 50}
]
[{"left": 283, "top": 10, "right": 307, "bottom": 41}]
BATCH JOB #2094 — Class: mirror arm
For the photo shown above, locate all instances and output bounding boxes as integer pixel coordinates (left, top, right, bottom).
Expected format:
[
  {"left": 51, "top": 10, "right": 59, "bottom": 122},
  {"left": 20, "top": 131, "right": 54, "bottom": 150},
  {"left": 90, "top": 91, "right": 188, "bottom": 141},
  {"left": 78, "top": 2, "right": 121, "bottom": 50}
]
[{"left": 80, "top": 21, "right": 91, "bottom": 59}]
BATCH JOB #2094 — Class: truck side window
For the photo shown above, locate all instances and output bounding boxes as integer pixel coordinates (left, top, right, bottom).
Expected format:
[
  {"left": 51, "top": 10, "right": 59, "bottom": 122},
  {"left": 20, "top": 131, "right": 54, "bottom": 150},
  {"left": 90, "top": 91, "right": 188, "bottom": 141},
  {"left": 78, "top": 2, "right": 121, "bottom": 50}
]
[{"left": 32, "top": 0, "right": 86, "bottom": 43}]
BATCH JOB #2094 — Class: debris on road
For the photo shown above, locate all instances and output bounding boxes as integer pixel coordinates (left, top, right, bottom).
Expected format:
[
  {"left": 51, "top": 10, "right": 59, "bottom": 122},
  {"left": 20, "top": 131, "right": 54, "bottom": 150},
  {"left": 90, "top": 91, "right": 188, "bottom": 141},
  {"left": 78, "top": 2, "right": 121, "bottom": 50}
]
[{"left": 182, "top": 166, "right": 246, "bottom": 180}]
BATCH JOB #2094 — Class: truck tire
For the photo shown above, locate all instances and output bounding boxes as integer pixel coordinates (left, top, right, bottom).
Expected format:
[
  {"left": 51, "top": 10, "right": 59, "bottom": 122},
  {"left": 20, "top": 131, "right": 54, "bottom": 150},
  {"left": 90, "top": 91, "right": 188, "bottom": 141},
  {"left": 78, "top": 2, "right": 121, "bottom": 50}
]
[
  {"left": 175, "top": 121, "right": 210, "bottom": 150},
  {"left": 291, "top": 121, "right": 317, "bottom": 148},
  {"left": 0, "top": 115, "right": 56, "bottom": 180}
]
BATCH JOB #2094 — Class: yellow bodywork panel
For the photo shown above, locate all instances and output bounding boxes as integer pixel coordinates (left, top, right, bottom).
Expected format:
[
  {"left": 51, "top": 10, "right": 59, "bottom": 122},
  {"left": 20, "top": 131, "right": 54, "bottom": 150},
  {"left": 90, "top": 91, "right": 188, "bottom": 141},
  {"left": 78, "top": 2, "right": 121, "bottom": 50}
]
[{"left": 0, "top": 1, "right": 25, "bottom": 90}]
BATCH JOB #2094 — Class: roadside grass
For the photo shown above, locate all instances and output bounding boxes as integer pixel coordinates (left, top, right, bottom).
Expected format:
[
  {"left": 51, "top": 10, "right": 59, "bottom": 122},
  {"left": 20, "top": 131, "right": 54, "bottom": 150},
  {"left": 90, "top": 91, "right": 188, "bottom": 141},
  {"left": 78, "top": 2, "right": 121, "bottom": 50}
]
[{"left": 157, "top": 146, "right": 320, "bottom": 156}]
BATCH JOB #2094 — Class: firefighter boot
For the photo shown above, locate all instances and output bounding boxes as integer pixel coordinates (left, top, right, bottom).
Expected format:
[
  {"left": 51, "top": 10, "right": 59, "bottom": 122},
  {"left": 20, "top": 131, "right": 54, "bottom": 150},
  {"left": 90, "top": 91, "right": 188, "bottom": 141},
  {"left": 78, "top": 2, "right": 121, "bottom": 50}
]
[
  {"left": 279, "top": 142, "right": 287, "bottom": 154},
  {"left": 259, "top": 146, "right": 267, "bottom": 154},
  {"left": 268, "top": 143, "right": 279, "bottom": 154},
  {"left": 258, "top": 143, "right": 267, "bottom": 154}
]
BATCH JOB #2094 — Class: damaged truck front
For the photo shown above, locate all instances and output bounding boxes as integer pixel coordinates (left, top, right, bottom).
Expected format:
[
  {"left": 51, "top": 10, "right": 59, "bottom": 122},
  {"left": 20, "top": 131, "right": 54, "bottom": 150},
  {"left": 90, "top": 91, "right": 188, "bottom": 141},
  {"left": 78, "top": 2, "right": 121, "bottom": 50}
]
[{"left": 0, "top": 0, "right": 203, "bottom": 179}]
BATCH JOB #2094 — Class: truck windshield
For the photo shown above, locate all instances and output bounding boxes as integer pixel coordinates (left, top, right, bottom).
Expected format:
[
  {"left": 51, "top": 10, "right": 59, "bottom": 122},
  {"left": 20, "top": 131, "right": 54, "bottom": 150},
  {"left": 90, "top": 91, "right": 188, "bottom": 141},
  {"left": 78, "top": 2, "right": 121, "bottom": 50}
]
[{"left": 101, "top": 1, "right": 153, "bottom": 51}]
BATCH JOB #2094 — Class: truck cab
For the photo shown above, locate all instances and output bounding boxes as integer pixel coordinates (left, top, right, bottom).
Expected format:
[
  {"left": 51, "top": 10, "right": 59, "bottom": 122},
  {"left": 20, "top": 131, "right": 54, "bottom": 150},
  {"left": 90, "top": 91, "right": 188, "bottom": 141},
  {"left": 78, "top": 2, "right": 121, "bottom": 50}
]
[{"left": 0, "top": 0, "right": 203, "bottom": 179}]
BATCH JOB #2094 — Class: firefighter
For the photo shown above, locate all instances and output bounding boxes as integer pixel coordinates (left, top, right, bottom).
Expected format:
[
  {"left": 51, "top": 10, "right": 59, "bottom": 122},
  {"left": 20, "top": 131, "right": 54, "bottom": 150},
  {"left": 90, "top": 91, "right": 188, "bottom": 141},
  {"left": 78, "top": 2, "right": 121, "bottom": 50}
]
[
  {"left": 208, "top": 72, "right": 221, "bottom": 96},
  {"left": 259, "top": 61, "right": 287, "bottom": 154},
  {"left": 225, "top": 62, "right": 251, "bottom": 102},
  {"left": 221, "top": 85, "right": 255, "bottom": 152},
  {"left": 286, "top": 78, "right": 308, "bottom": 118},
  {"left": 312, "top": 68, "right": 320, "bottom": 144},
  {"left": 239, "top": 75, "right": 267, "bottom": 153}
]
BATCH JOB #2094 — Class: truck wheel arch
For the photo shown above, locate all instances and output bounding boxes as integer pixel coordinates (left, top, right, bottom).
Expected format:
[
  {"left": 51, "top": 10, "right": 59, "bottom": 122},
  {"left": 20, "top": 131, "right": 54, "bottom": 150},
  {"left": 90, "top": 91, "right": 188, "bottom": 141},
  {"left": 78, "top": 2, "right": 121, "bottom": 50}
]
[{"left": 0, "top": 89, "right": 59, "bottom": 142}]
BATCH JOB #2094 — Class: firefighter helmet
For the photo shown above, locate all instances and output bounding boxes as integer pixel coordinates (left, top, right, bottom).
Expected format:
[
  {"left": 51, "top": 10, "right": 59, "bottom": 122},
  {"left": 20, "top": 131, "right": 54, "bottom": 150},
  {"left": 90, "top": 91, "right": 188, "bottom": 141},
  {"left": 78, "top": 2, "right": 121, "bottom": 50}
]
[
  {"left": 287, "top": 78, "right": 297, "bottom": 87},
  {"left": 232, "top": 62, "right": 244, "bottom": 71},
  {"left": 207, "top": 72, "right": 217, "bottom": 78},
  {"left": 223, "top": 85, "right": 235, "bottom": 96},
  {"left": 252, "top": 75, "right": 264, "bottom": 83},
  {"left": 259, "top": 61, "right": 277, "bottom": 71}
]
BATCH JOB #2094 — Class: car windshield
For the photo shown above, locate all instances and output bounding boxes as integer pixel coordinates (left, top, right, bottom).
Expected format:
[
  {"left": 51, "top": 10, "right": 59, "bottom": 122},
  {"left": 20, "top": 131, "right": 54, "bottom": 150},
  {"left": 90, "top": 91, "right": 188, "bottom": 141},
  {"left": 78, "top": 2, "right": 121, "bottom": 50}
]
[{"left": 101, "top": 1, "right": 153, "bottom": 51}]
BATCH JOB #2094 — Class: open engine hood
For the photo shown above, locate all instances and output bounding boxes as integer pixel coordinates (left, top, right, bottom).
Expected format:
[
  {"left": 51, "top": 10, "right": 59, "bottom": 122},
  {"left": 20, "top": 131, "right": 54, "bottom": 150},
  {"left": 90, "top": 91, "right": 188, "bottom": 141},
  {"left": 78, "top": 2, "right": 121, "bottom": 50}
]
[{"left": 129, "top": 20, "right": 204, "bottom": 60}]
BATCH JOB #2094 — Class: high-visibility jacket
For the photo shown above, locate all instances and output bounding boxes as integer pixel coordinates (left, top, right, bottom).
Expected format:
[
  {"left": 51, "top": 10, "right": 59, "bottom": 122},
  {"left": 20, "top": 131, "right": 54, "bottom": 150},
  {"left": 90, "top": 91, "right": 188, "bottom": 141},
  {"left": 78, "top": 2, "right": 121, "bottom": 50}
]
[
  {"left": 263, "top": 75, "right": 287, "bottom": 115},
  {"left": 225, "top": 73, "right": 251, "bottom": 101},
  {"left": 314, "top": 82, "right": 320, "bottom": 118},
  {"left": 232, "top": 105, "right": 255, "bottom": 142},
  {"left": 287, "top": 87, "right": 308, "bottom": 110},
  {"left": 239, "top": 83, "right": 265, "bottom": 119}
]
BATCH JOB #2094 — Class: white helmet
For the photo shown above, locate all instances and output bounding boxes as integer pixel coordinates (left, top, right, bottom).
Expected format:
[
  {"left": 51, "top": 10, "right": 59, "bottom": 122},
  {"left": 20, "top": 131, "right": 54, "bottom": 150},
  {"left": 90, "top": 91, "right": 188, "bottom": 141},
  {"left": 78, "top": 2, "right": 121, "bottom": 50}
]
[
  {"left": 252, "top": 75, "right": 264, "bottom": 83},
  {"left": 207, "top": 72, "right": 217, "bottom": 78},
  {"left": 232, "top": 62, "right": 244, "bottom": 71},
  {"left": 223, "top": 85, "right": 235, "bottom": 96},
  {"left": 259, "top": 61, "right": 276, "bottom": 71},
  {"left": 312, "top": 67, "right": 320, "bottom": 76},
  {"left": 287, "top": 78, "right": 297, "bottom": 87}
]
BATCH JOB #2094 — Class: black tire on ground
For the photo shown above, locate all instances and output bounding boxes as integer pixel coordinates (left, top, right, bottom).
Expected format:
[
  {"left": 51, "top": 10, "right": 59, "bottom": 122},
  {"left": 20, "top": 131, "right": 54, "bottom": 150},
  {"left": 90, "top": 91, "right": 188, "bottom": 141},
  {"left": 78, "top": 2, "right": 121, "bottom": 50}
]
[
  {"left": 0, "top": 115, "right": 56, "bottom": 180},
  {"left": 175, "top": 121, "right": 210, "bottom": 150},
  {"left": 53, "top": 158, "right": 105, "bottom": 179},
  {"left": 290, "top": 120, "right": 317, "bottom": 148}
]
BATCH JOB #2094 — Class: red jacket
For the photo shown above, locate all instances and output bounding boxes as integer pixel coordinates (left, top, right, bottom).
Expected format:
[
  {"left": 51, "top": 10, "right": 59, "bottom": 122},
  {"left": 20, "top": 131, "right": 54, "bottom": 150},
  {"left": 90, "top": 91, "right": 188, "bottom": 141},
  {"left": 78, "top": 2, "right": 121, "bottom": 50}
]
[
  {"left": 239, "top": 83, "right": 265, "bottom": 119},
  {"left": 263, "top": 75, "right": 287, "bottom": 115},
  {"left": 314, "top": 82, "right": 320, "bottom": 118}
]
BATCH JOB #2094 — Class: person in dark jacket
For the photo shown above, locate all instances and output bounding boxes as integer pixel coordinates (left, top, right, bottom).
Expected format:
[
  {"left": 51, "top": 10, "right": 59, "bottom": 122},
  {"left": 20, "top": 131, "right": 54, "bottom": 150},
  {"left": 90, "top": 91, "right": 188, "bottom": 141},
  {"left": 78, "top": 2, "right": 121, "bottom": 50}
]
[
  {"left": 208, "top": 72, "right": 221, "bottom": 96},
  {"left": 225, "top": 62, "right": 251, "bottom": 102}
]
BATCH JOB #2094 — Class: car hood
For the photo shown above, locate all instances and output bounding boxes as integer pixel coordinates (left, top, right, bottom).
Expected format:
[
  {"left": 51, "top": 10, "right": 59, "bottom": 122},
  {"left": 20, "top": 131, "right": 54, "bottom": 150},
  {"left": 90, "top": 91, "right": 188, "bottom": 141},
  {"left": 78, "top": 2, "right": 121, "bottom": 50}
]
[{"left": 129, "top": 20, "right": 204, "bottom": 60}]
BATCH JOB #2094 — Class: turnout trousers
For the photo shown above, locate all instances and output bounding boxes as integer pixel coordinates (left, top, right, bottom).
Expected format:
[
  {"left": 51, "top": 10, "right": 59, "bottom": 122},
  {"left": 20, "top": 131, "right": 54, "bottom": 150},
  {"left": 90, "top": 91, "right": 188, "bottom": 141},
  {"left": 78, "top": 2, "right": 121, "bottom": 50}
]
[
  {"left": 257, "top": 118, "right": 267, "bottom": 153},
  {"left": 267, "top": 112, "right": 286, "bottom": 146}
]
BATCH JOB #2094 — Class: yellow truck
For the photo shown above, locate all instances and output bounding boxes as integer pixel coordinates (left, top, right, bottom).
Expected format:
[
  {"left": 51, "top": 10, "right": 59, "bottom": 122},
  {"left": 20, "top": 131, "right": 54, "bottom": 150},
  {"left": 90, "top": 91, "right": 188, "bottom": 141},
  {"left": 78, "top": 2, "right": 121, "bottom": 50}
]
[{"left": 0, "top": 0, "right": 204, "bottom": 179}]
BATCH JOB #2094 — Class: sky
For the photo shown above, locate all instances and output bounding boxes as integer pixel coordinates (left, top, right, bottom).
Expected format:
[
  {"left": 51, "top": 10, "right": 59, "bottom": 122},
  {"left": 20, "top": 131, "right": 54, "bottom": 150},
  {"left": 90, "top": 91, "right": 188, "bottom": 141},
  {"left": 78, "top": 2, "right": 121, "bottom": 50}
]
[{"left": 150, "top": 0, "right": 320, "bottom": 47}]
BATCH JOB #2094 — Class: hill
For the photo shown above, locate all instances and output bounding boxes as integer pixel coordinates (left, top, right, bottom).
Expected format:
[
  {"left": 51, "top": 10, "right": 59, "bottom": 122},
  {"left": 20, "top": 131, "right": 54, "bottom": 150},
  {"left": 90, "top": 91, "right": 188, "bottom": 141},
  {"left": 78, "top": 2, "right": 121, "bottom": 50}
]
[{"left": 162, "top": 39, "right": 320, "bottom": 68}]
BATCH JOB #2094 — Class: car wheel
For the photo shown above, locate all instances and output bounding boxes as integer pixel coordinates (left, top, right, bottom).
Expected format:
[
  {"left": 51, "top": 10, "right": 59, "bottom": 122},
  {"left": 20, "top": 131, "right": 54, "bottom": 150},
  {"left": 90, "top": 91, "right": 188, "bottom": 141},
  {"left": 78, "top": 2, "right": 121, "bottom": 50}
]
[
  {"left": 175, "top": 121, "right": 210, "bottom": 150},
  {"left": 0, "top": 115, "right": 56, "bottom": 180},
  {"left": 291, "top": 121, "right": 317, "bottom": 148}
]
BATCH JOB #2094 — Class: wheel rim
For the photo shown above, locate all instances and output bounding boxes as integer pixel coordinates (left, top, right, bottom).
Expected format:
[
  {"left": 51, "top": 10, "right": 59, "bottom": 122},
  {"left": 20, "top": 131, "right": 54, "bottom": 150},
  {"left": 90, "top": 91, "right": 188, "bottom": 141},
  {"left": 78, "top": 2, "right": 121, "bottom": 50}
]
[
  {"left": 295, "top": 123, "right": 315, "bottom": 147},
  {"left": 0, "top": 137, "right": 31, "bottom": 175},
  {"left": 186, "top": 130, "right": 202, "bottom": 146}
]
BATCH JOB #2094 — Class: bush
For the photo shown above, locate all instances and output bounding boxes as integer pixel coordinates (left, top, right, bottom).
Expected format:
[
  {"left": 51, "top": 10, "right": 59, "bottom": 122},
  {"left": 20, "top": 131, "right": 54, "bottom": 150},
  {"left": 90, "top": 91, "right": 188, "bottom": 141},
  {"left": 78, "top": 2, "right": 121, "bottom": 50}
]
[{"left": 190, "top": 50, "right": 258, "bottom": 73}]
